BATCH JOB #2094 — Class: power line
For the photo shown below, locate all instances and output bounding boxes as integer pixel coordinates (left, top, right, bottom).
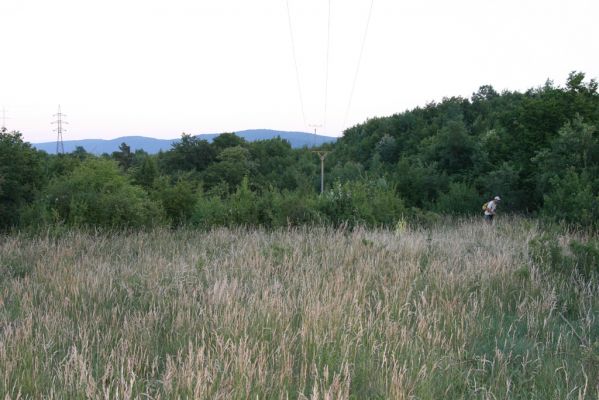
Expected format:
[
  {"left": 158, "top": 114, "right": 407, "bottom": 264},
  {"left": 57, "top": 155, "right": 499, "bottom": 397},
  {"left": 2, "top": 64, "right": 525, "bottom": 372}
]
[
  {"left": 323, "top": 0, "right": 331, "bottom": 130},
  {"left": 285, "top": 0, "right": 307, "bottom": 127},
  {"left": 342, "top": 0, "right": 375, "bottom": 131}
]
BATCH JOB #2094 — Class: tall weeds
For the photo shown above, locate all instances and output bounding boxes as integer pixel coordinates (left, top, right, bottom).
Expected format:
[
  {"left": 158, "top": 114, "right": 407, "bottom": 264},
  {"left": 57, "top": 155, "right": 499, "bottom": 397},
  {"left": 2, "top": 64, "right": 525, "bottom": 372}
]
[{"left": 1, "top": 218, "right": 597, "bottom": 398}]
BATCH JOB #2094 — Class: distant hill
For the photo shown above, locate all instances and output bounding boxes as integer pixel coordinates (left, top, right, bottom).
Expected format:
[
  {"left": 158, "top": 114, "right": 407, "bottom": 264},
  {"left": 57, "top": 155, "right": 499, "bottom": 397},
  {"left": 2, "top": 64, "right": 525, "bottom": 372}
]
[{"left": 31, "top": 129, "right": 337, "bottom": 155}]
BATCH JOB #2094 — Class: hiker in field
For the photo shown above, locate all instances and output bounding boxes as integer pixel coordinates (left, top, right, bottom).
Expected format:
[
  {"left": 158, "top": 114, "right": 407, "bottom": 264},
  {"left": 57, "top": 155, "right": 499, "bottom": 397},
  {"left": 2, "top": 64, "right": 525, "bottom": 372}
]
[{"left": 483, "top": 196, "right": 501, "bottom": 224}]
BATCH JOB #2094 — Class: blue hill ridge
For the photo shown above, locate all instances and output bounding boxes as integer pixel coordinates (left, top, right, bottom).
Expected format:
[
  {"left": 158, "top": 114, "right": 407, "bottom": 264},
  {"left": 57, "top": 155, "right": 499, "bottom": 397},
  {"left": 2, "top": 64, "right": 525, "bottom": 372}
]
[{"left": 31, "top": 129, "right": 337, "bottom": 155}]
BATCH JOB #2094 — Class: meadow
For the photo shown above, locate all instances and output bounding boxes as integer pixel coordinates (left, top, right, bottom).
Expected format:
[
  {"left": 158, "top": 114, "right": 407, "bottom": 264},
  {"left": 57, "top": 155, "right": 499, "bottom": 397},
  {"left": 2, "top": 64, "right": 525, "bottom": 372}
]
[{"left": 1, "top": 218, "right": 598, "bottom": 399}]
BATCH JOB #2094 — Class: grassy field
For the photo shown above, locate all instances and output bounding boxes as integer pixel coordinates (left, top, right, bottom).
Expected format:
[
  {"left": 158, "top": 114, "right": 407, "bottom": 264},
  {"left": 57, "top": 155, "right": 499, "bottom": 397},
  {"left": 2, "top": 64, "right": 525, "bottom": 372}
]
[{"left": 1, "top": 219, "right": 598, "bottom": 399}]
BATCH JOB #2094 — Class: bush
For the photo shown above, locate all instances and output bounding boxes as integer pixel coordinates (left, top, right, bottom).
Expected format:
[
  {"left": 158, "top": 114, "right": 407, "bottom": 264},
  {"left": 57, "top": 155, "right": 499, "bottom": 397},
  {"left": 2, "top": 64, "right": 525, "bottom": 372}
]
[
  {"left": 192, "top": 177, "right": 260, "bottom": 228},
  {"left": 28, "top": 159, "right": 164, "bottom": 229},
  {"left": 541, "top": 170, "right": 598, "bottom": 228},
  {"left": 317, "top": 179, "right": 406, "bottom": 227},
  {"left": 152, "top": 176, "right": 197, "bottom": 226},
  {"left": 191, "top": 195, "right": 230, "bottom": 229},
  {"left": 434, "top": 181, "right": 482, "bottom": 215},
  {"left": 257, "top": 189, "right": 321, "bottom": 227}
]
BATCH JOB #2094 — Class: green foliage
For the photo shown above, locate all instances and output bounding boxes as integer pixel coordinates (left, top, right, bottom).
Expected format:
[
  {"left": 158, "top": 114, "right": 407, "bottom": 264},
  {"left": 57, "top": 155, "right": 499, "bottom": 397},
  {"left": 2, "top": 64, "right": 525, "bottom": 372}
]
[
  {"left": 228, "top": 177, "right": 261, "bottom": 225},
  {"left": 191, "top": 195, "right": 230, "bottom": 229},
  {"left": 0, "top": 129, "right": 44, "bottom": 230},
  {"left": 426, "top": 120, "right": 478, "bottom": 175},
  {"left": 480, "top": 162, "right": 522, "bottom": 211},
  {"left": 329, "top": 161, "right": 365, "bottom": 184},
  {"left": 317, "top": 179, "right": 406, "bottom": 227},
  {"left": 131, "top": 155, "right": 159, "bottom": 189},
  {"left": 259, "top": 189, "right": 320, "bottom": 227},
  {"left": 393, "top": 158, "right": 447, "bottom": 207},
  {"left": 248, "top": 138, "right": 299, "bottom": 190},
  {"left": 112, "top": 142, "right": 134, "bottom": 170},
  {"left": 160, "top": 133, "right": 215, "bottom": 173},
  {"left": 152, "top": 176, "right": 197, "bottom": 226},
  {"left": 375, "top": 134, "right": 398, "bottom": 163},
  {"left": 541, "top": 170, "right": 598, "bottom": 228},
  {"left": 32, "top": 159, "right": 164, "bottom": 228},
  {"left": 192, "top": 177, "right": 257, "bottom": 228},
  {"left": 211, "top": 132, "right": 246, "bottom": 154},
  {"left": 192, "top": 179, "right": 320, "bottom": 229},
  {"left": 8, "top": 71, "right": 599, "bottom": 231},
  {"left": 434, "top": 181, "right": 482, "bottom": 215},
  {"left": 202, "top": 146, "right": 253, "bottom": 192},
  {"left": 45, "top": 153, "right": 83, "bottom": 178}
]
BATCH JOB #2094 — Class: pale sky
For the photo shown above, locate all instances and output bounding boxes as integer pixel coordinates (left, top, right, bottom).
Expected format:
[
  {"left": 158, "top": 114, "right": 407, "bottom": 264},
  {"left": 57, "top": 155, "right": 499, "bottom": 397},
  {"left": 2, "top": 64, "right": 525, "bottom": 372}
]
[{"left": 2, "top": 0, "right": 598, "bottom": 143}]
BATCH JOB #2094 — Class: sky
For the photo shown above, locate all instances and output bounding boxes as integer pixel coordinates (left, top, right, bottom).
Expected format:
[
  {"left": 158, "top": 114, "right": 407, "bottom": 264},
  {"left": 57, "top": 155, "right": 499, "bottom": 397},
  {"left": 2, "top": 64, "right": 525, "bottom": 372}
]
[{"left": 1, "top": 0, "right": 598, "bottom": 143}]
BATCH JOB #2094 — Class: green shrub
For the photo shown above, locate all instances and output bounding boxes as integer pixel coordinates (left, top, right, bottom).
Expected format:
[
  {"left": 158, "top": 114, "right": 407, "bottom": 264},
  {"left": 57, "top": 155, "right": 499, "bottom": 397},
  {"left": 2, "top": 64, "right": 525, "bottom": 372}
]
[
  {"left": 434, "top": 181, "right": 482, "bottom": 215},
  {"left": 30, "top": 159, "right": 164, "bottom": 229},
  {"left": 192, "top": 178, "right": 259, "bottom": 228},
  {"left": 227, "top": 177, "right": 260, "bottom": 226},
  {"left": 317, "top": 179, "right": 406, "bottom": 228},
  {"left": 541, "top": 170, "right": 598, "bottom": 228},
  {"left": 259, "top": 189, "right": 321, "bottom": 227},
  {"left": 152, "top": 176, "right": 197, "bottom": 226},
  {"left": 191, "top": 195, "right": 230, "bottom": 229}
]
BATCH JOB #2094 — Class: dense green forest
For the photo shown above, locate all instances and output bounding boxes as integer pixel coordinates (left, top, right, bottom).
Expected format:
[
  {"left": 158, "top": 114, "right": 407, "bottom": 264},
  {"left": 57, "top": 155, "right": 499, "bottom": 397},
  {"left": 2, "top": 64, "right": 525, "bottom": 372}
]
[{"left": 1, "top": 71, "right": 598, "bottom": 231}]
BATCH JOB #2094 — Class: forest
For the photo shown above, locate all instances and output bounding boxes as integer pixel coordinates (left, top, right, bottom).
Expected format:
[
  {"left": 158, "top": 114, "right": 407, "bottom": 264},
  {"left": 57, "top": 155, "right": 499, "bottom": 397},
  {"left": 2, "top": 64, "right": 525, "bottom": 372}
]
[{"left": 1, "top": 71, "right": 598, "bottom": 231}]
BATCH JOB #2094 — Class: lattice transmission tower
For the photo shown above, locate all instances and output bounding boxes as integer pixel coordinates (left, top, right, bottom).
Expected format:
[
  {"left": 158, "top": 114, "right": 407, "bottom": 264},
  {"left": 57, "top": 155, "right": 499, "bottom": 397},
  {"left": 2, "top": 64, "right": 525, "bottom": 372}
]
[{"left": 52, "top": 105, "right": 67, "bottom": 154}]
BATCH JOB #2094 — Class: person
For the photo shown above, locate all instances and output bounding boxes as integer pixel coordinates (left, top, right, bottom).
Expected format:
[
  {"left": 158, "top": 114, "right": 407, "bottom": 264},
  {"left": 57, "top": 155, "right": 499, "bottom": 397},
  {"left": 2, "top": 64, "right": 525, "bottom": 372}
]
[{"left": 484, "top": 196, "right": 501, "bottom": 224}]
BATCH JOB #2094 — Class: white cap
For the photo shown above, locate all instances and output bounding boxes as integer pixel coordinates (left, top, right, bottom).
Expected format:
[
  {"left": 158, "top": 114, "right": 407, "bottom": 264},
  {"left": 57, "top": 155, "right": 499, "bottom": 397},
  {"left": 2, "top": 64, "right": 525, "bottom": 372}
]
[{"left": 494, "top": 196, "right": 501, "bottom": 201}]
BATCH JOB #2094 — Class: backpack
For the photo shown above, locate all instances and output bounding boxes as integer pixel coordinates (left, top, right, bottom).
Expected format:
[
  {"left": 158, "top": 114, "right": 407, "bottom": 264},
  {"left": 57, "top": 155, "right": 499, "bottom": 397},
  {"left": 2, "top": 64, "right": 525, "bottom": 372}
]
[{"left": 482, "top": 202, "right": 488, "bottom": 211}]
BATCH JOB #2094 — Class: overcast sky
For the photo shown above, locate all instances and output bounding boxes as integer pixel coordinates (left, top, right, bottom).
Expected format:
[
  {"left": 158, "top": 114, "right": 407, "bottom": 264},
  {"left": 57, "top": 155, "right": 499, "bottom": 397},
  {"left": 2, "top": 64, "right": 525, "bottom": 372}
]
[{"left": 2, "top": 0, "right": 598, "bottom": 143}]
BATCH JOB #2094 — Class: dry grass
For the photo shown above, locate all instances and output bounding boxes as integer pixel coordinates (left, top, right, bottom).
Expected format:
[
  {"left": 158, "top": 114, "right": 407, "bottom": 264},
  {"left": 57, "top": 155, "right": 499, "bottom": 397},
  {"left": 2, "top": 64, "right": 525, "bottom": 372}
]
[{"left": 1, "top": 218, "right": 598, "bottom": 399}]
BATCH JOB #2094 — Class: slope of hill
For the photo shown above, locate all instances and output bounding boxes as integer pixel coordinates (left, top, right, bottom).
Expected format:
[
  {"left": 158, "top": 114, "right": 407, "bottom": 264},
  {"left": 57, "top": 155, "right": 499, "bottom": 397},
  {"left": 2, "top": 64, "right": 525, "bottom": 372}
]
[{"left": 32, "top": 129, "right": 336, "bottom": 154}]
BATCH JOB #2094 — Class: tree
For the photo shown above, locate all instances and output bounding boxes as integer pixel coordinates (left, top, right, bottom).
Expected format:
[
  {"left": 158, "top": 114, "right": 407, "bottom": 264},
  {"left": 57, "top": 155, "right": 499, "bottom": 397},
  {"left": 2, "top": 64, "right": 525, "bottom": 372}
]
[
  {"left": 248, "top": 138, "right": 297, "bottom": 190},
  {"left": 71, "top": 146, "right": 90, "bottom": 161},
  {"left": 211, "top": 132, "right": 246, "bottom": 154},
  {"left": 426, "top": 120, "right": 477, "bottom": 175},
  {"left": 112, "top": 142, "right": 134, "bottom": 170},
  {"left": 471, "top": 85, "right": 499, "bottom": 102},
  {"left": 202, "top": 146, "right": 253, "bottom": 192},
  {"left": 533, "top": 117, "right": 598, "bottom": 198},
  {"left": 0, "top": 129, "right": 44, "bottom": 229},
  {"left": 375, "top": 134, "right": 398, "bottom": 163},
  {"left": 161, "top": 133, "right": 215, "bottom": 173},
  {"left": 132, "top": 155, "right": 159, "bottom": 189}
]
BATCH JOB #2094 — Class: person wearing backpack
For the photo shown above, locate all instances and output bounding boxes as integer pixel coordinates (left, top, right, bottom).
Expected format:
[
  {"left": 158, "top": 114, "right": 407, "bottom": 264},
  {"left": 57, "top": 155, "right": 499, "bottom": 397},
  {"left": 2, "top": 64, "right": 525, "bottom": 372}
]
[{"left": 483, "top": 196, "right": 501, "bottom": 224}]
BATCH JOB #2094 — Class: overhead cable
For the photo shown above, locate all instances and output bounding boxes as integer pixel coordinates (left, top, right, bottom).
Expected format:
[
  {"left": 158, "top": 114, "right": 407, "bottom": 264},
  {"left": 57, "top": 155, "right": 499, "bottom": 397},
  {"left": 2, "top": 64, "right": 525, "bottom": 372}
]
[
  {"left": 286, "top": 0, "right": 307, "bottom": 127},
  {"left": 342, "top": 0, "right": 374, "bottom": 131}
]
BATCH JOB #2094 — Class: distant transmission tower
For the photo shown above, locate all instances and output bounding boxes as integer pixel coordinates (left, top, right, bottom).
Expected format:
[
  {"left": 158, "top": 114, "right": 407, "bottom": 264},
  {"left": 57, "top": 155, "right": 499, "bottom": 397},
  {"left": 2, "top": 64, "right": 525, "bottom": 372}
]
[{"left": 52, "top": 105, "right": 68, "bottom": 154}]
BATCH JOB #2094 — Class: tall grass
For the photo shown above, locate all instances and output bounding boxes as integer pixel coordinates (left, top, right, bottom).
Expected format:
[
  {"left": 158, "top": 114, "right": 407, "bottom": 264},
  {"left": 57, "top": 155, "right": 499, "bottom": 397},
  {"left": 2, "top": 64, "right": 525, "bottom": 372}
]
[{"left": 1, "top": 218, "right": 598, "bottom": 399}]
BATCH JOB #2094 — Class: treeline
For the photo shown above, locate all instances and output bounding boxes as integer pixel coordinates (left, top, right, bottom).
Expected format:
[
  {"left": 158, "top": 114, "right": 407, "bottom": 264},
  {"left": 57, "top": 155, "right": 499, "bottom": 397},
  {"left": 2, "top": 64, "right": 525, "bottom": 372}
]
[{"left": 1, "top": 72, "right": 598, "bottom": 231}]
